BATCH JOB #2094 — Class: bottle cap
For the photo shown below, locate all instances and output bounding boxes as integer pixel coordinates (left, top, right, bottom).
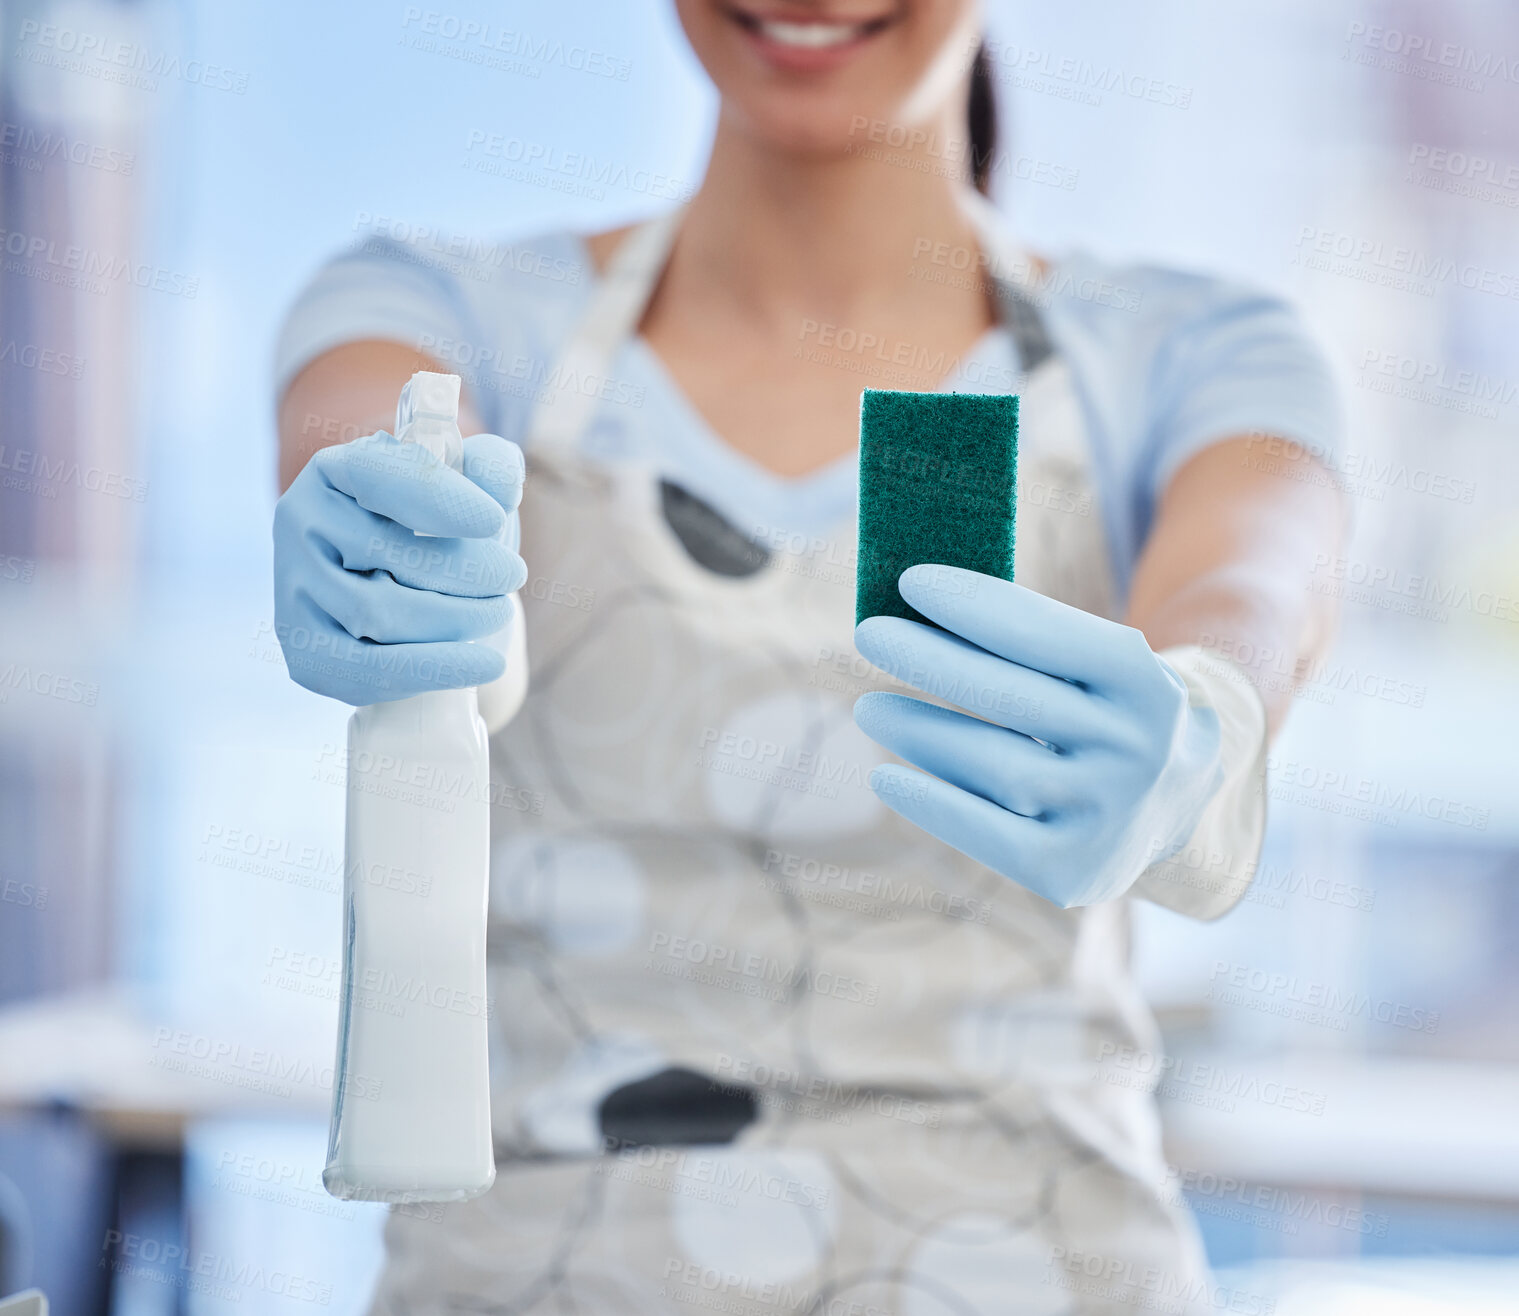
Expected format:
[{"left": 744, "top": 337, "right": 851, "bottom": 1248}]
[{"left": 398, "top": 371, "right": 460, "bottom": 428}]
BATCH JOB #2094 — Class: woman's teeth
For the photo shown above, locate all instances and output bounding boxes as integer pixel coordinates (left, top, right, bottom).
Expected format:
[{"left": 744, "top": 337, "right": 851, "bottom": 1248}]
[{"left": 758, "top": 19, "right": 870, "bottom": 48}]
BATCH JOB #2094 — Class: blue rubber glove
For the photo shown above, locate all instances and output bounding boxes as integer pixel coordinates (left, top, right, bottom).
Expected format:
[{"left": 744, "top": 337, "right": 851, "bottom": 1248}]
[
  {"left": 853, "top": 565, "right": 1224, "bottom": 909},
  {"left": 273, "top": 431, "right": 527, "bottom": 705}
]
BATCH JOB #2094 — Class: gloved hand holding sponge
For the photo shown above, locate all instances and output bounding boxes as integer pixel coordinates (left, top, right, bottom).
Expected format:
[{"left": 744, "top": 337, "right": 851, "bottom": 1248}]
[
  {"left": 855, "top": 569, "right": 1236, "bottom": 909},
  {"left": 851, "top": 388, "right": 1267, "bottom": 915}
]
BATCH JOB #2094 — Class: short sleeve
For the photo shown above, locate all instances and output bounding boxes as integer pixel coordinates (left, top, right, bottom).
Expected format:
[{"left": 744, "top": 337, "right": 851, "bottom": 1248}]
[
  {"left": 1036, "top": 254, "right": 1346, "bottom": 597},
  {"left": 1141, "top": 281, "right": 1344, "bottom": 505},
  {"left": 273, "top": 230, "right": 595, "bottom": 444},
  {"left": 274, "top": 238, "right": 484, "bottom": 406}
]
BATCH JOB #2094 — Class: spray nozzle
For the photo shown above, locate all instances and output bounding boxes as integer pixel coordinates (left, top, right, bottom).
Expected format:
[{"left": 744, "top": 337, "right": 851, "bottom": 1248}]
[{"left": 395, "top": 371, "right": 463, "bottom": 469}]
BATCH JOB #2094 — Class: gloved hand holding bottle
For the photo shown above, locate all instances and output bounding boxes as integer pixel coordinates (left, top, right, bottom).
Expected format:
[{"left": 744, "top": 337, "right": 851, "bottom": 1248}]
[
  {"left": 273, "top": 428, "right": 527, "bottom": 706},
  {"left": 276, "top": 372, "right": 519, "bottom": 1204},
  {"left": 854, "top": 564, "right": 1266, "bottom": 911}
]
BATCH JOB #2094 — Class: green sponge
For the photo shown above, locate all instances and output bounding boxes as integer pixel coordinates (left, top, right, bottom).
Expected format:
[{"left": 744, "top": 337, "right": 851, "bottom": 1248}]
[{"left": 855, "top": 389, "right": 1018, "bottom": 625}]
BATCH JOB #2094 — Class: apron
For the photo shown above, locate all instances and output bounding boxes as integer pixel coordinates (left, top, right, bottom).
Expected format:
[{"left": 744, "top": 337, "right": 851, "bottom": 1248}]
[{"left": 370, "top": 208, "right": 1212, "bottom": 1315}]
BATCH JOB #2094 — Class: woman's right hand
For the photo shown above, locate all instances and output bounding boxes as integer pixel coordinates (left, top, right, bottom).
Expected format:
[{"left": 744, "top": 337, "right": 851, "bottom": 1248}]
[{"left": 272, "top": 431, "right": 527, "bottom": 705}]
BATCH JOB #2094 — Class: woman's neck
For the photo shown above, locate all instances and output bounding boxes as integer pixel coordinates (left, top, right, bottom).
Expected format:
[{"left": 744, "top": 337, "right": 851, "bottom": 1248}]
[
  {"left": 630, "top": 101, "right": 1003, "bottom": 479},
  {"left": 659, "top": 104, "right": 993, "bottom": 331}
]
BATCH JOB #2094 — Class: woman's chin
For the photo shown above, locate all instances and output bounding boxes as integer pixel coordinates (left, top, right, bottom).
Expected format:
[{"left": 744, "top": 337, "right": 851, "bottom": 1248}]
[{"left": 726, "top": 95, "right": 901, "bottom": 163}]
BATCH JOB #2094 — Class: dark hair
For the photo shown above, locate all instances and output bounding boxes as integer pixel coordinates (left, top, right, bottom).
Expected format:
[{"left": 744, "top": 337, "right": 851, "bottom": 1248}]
[{"left": 967, "top": 42, "right": 997, "bottom": 196}]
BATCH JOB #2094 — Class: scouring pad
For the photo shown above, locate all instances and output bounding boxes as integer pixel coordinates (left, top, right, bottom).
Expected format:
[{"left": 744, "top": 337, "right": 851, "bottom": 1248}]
[{"left": 856, "top": 389, "right": 1018, "bottom": 625}]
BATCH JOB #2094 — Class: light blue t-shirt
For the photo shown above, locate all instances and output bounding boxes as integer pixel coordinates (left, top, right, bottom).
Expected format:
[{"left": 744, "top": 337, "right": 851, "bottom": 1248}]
[{"left": 274, "top": 225, "right": 1341, "bottom": 601}]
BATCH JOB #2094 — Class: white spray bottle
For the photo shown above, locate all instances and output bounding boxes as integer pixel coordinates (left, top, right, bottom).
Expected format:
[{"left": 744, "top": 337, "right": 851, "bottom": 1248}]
[{"left": 324, "top": 371, "right": 496, "bottom": 1203}]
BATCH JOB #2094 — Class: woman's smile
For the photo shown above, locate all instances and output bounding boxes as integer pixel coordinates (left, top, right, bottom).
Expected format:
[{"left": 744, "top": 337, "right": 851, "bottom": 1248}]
[{"left": 720, "top": 3, "right": 900, "bottom": 73}]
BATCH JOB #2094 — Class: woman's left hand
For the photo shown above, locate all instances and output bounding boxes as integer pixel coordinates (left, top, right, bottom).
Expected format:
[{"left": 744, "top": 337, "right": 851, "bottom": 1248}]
[{"left": 853, "top": 565, "right": 1224, "bottom": 908}]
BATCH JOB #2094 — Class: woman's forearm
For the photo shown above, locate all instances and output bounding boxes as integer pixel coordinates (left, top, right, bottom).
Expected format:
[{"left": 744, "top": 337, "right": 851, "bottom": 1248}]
[
  {"left": 277, "top": 339, "right": 485, "bottom": 492},
  {"left": 1124, "top": 436, "right": 1350, "bottom": 736}
]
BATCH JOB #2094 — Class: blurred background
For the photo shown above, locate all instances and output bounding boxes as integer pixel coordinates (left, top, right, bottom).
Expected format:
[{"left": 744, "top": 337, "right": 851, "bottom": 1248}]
[{"left": 0, "top": 0, "right": 1515, "bottom": 1311}]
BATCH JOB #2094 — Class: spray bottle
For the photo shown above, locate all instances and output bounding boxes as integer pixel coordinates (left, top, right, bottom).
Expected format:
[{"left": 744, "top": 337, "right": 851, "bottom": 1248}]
[{"left": 323, "top": 371, "right": 496, "bottom": 1203}]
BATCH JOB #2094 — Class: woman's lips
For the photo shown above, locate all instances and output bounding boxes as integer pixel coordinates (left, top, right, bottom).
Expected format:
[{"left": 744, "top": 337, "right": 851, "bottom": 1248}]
[{"left": 725, "top": 7, "right": 895, "bottom": 73}]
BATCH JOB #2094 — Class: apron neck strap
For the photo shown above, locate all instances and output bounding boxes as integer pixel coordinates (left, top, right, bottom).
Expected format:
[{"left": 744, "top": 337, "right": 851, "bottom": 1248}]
[
  {"left": 529, "top": 206, "right": 686, "bottom": 454},
  {"left": 525, "top": 196, "right": 1056, "bottom": 456},
  {"left": 960, "top": 190, "right": 1056, "bottom": 376}
]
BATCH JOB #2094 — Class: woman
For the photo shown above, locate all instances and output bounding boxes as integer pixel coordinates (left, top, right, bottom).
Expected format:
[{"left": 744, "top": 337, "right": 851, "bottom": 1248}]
[{"left": 273, "top": 1, "right": 1345, "bottom": 1310}]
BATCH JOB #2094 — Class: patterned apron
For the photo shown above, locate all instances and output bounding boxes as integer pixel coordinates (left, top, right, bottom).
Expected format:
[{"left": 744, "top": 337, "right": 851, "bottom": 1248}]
[{"left": 369, "top": 208, "right": 1212, "bottom": 1315}]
